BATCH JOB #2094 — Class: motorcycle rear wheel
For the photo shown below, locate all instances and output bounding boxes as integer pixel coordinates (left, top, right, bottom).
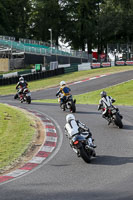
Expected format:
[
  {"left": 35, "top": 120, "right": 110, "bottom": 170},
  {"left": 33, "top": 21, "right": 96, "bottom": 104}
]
[
  {"left": 79, "top": 146, "right": 91, "bottom": 163},
  {"left": 14, "top": 94, "right": 18, "bottom": 99},
  {"left": 114, "top": 113, "right": 123, "bottom": 129},
  {"left": 27, "top": 96, "right": 31, "bottom": 104},
  {"left": 71, "top": 101, "right": 76, "bottom": 113}
]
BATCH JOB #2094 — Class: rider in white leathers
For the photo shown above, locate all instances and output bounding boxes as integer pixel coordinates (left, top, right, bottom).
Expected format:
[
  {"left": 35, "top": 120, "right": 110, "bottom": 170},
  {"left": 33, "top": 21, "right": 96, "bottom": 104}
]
[
  {"left": 98, "top": 91, "right": 123, "bottom": 123},
  {"left": 65, "top": 114, "right": 96, "bottom": 148},
  {"left": 98, "top": 91, "right": 115, "bottom": 117}
]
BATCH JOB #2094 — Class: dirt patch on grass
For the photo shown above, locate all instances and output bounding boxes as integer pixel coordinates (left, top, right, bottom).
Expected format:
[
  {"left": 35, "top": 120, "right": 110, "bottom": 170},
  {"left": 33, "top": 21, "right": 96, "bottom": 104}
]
[{"left": 0, "top": 109, "right": 45, "bottom": 175}]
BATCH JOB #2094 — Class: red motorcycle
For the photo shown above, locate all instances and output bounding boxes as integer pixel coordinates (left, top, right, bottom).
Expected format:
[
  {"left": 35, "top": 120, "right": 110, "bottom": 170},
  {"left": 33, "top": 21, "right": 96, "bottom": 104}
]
[{"left": 14, "top": 87, "right": 31, "bottom": 104}]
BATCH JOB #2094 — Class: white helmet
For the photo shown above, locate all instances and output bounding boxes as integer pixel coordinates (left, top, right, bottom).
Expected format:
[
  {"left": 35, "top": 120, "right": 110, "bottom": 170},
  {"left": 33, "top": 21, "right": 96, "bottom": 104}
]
[
  {"left": 66, "top": 114, "right": 75, "bottom": 123},
  {"left": 100, "top": 91, "right": 107, "bottom": 98},
  {"left": 60, "top": 81, "right": 66, "bottom": 87},
  {"left": 19, "top": 76, "right": 24, "bottom": 81}
]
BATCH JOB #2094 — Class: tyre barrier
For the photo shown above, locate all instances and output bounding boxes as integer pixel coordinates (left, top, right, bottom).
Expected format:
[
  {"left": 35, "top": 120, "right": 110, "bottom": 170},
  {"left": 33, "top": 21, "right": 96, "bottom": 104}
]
[{"left": 0, "top": 68, "right": 64, "bottom": 86}]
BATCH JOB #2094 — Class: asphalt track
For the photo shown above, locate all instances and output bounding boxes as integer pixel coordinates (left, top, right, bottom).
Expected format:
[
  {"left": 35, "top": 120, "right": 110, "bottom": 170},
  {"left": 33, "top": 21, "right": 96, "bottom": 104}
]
[{"left": 0, "top": 70, "right": 133, "bottom": 200}]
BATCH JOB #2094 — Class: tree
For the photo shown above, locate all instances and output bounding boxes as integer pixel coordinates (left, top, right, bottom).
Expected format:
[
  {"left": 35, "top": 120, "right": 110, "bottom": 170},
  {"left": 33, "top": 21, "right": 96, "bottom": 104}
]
[
  {"left": 0, "top": 0, "right": 31, "bottom": 39},
  {"left": 99, "top": 0, "right": 133, "bottom": 44},
  {"left": 0, "top": 0, "right": 12, "bottom": 35},
  {"left": 60, "top": 0, "right": 100, "bottom": 53},
  {"left": 30, "top": 0, "right": 61, "bottom": 46},
  {"left": 1, "top": 0, "right": 133, "bottom": 54}
]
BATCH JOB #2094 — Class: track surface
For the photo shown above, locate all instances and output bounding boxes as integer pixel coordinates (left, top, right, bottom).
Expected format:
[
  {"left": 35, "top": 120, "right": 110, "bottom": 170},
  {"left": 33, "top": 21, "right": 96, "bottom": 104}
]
[{"left": 0, "top": 70, "right": 133, "bottom": 200}]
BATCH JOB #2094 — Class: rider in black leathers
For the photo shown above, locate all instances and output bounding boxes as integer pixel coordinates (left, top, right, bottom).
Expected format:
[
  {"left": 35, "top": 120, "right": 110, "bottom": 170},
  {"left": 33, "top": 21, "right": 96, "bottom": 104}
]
[{"left": 16, "top": 77, "right": 28, "bottom": 102}]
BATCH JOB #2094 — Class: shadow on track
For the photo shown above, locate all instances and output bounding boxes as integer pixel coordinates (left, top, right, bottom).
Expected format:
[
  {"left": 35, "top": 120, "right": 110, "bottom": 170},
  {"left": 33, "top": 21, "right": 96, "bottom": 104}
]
[
  {"left": 122, "top": 124, "right": 133, "bottom": 130},
  {"left": 91, "top": 155, "right": 133, "bottom": 166},
  {"left": 76, "top": 111, "right": 100, "bottom": 115},
  {"left": 31, "top": 102, "right": 58, "bottom": 107}
]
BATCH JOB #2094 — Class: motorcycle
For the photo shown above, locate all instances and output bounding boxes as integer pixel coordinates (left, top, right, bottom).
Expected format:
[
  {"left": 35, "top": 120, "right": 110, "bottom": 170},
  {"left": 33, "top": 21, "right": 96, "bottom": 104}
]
[
  {"left": 58, "top": 94, "right": 76, "bottom": 113},
  {"left": 14, "top": 87, "right": 31, "bottom": 104},
  {"left": 65, "top": 130, "right": 96, "bottom": 163},
  {"left": 101, "top": 106, "right": 123, "bottom": 128}
]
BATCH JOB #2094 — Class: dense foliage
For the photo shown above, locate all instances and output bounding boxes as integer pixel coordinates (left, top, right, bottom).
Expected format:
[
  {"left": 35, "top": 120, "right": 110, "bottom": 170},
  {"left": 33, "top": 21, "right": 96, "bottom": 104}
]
[{"left": 0, "top": 0, "right": 133, "bottom": 53}]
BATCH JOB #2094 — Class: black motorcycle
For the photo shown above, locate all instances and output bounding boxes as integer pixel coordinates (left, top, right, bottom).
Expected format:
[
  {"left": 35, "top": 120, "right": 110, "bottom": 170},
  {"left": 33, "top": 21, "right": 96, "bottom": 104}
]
[
  {"left": 101, "top": 106, "right": 123, "bottom": 128},
  {"left": 58, "top": 94, "right": 76, "bottom": 113},
  {"left": 66, "top": 131, "right": 96, "bottom": 163},
  {"left": 14, "top": 87, "right": 31, "bottom": 104}
]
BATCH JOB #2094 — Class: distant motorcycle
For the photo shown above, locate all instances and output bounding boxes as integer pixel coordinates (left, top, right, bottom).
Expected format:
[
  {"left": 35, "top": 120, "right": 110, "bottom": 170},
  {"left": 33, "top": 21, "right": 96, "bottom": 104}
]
[
  {"left": 101, "top": 106, "right": 123, "bottom": 128},
  {"left": 65, "top": 129, "right": 96, "bottom": 163},
  {"left": 14, "top": 87, "right": 31, "bottom": 104},
  {"left": 58, "top": 94, "right": 76, "bottom": 113}
]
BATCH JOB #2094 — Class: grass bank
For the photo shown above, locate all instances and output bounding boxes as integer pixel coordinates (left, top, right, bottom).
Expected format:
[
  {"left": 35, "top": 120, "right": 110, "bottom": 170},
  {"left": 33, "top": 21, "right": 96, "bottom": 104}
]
[
  {"left": 0, "top": 66, "right": 133, "bottom": 95},
  {"left": 34, "top": 79, "right": 133, "bottom": 106},
  {"left": 0, "top": 104, "right": 36, "bottom": 172}
]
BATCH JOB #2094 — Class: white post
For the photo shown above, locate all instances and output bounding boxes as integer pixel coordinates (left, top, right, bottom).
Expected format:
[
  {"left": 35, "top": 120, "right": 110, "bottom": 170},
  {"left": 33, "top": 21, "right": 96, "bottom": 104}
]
[{"left": 48, "top": 28, "right": 52, "bottom": 54}]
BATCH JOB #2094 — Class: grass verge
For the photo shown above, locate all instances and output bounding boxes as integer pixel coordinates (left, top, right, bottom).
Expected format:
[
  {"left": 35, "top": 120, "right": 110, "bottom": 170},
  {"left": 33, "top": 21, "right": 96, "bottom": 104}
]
[
  {"left": 0, "top": 66, "right": 133, "bottom": 95},
  {"left": 0, "top": 104, "right": 36, "bottom": 172},
  {"left": 33, "top": 79, "right": 133, "bottom": 106}
]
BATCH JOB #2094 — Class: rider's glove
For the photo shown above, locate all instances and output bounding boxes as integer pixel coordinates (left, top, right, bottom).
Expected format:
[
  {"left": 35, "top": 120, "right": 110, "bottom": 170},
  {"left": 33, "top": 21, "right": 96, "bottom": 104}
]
[{"left": 112, "top": 99, "right": 115, "bottom": 103}]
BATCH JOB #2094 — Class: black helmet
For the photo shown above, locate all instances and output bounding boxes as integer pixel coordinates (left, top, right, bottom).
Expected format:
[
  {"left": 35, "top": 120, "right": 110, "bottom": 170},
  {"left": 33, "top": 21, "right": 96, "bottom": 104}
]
[{"left": 100, "top": 91, "right": 107, "bottom": 98}]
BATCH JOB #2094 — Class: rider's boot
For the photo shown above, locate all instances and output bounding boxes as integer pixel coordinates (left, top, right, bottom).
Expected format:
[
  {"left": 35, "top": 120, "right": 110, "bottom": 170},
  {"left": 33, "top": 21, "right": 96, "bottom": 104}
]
[
  {"left": 108, "top": 119, "right": 111, "bottom": 125},
  {"left": 73, "top": 99, "right": 76, "bottom": 104},
  {"left": 20, "top": 95, "right": 23, "bottom": 103},
  {"left": 60, "top": 103, "right": 65, "bottom": 111},
  {"left": 88, "top": 138, "right": 97, "bottom": 148},
  {"left": 62, "top": 104, "right": 65, "bottom": 111}
]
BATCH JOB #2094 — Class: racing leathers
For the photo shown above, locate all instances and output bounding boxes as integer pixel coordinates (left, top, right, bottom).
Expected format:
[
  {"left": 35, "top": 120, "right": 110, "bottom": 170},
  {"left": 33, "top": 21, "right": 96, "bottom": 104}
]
[
  {"left": 56, "top": 85, "right": 71, "bottom": 107},
  {"left": 98, "top": 95, "right": 115, "bottom": 118},
  {"left": 16, "top": 80, "right": 28, "bottom": 101},
  {"left": 65, "top": 119, "right": 96, "bottom": 148}
]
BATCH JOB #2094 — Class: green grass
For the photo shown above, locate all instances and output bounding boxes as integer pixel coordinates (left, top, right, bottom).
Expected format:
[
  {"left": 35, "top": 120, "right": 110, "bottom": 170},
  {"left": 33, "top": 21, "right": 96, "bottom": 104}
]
[
  {"left": 0, "top": 66, "right": 133, "bottom": 95},
  {"left": 34, "top": 80, "right": 133, "bottom": 106},
  {"left": 0, "top": 104, "right": 36, "bottom": 171}
]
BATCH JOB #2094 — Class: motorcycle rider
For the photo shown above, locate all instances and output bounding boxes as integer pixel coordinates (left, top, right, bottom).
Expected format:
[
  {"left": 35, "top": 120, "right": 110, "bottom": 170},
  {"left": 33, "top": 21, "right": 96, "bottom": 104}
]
[
  {"left": 65, "top": 114, "right": 96, "bottom": 151},
  {"left": 98, "top": 91, "right": 122, "bottom": 124},
  {"left": 16, "top": 76, "right": 28, "bottom": 102},
  {"left": 56, "top": 81, "right": 71, "bottom": 110}
]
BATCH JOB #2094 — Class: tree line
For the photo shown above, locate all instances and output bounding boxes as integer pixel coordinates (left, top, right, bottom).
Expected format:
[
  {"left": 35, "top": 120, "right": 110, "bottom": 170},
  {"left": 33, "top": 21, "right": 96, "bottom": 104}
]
[{"left": 0, "top": 0, "right": 133, "bottom": 54}]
